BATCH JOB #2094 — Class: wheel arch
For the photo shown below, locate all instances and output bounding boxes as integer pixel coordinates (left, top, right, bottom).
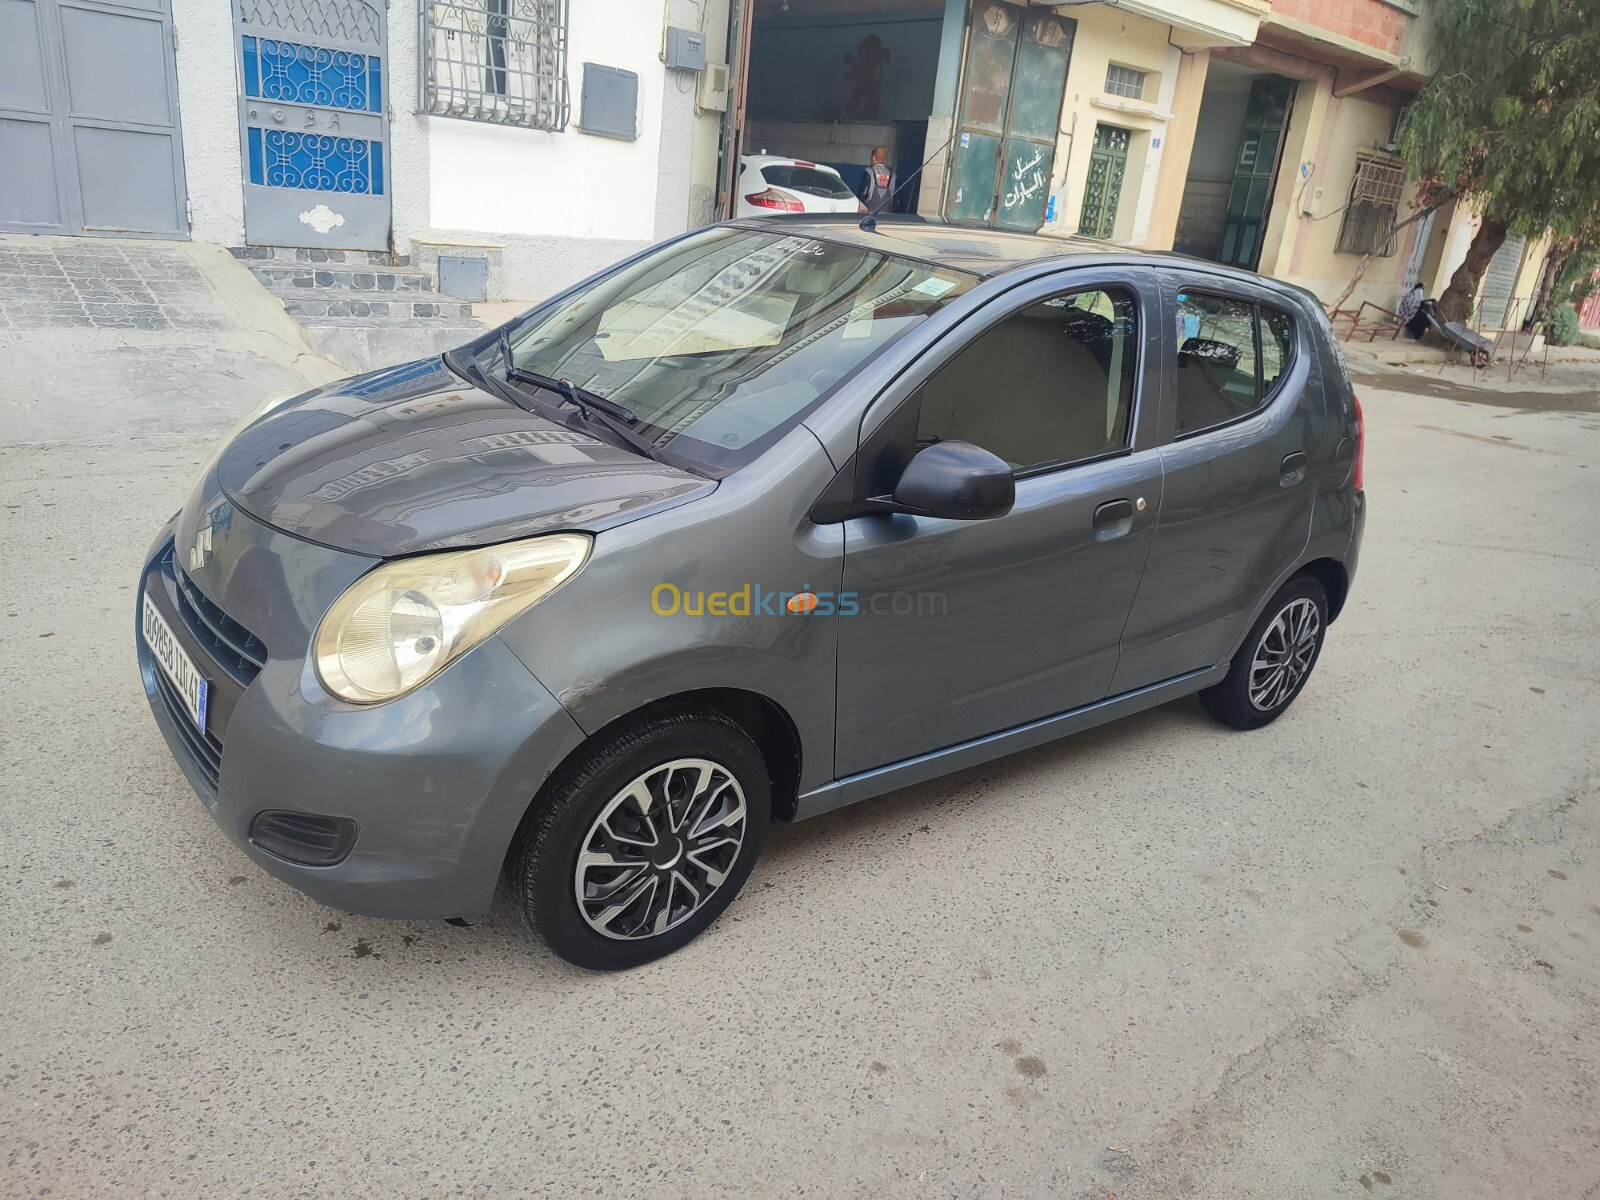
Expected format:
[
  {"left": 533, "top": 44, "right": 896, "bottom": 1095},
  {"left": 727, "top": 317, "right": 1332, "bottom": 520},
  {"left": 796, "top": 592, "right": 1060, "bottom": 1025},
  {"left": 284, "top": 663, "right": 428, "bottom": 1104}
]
[
  {"left": 1298, "top": 556, "right": 1349, "bottom": 622},
  {"left": 516, "top": 687, "right": 807, "bottom": 843},
  {"left": 659, "top": 687, "right": 805, "bottom": 822},
  {"left": 1222, "top": 554, "right": 1351, "bottom": 664}
]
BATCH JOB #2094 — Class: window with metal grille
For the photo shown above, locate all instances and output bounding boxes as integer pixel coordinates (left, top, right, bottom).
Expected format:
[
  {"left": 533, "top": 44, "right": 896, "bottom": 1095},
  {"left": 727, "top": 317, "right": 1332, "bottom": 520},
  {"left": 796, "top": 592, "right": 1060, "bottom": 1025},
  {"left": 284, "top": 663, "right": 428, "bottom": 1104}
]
[
  {"left": 421, "top": 0, "right": 570, "bottom": 131},
  {"left": 1335, "top": 153, "right": 1405, "bottom": 256},
  {"left": 1104, "top": 64, "right": 1146, "bottom": 99}
]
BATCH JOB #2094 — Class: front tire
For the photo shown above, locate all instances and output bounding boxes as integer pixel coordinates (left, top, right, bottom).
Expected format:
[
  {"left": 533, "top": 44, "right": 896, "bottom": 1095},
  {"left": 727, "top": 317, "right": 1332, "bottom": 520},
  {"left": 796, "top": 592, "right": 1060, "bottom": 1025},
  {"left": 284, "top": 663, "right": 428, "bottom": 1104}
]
[
  {"left": 1201, "top": 575, "right": 1329, "bottom": 730},
  {"left": 509, "top": 705, "right": 770, "bottom": 970}
]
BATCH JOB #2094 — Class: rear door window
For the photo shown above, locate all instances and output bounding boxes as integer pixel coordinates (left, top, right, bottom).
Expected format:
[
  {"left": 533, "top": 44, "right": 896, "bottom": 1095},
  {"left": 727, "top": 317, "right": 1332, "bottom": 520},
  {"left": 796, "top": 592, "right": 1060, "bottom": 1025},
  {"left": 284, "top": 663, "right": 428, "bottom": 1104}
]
[
  {"left": 760, "top": 164, "right": 854, "bottom": 200},
  {"left": 1174, "top": 291, "right": 1295, "bottom": 436}
]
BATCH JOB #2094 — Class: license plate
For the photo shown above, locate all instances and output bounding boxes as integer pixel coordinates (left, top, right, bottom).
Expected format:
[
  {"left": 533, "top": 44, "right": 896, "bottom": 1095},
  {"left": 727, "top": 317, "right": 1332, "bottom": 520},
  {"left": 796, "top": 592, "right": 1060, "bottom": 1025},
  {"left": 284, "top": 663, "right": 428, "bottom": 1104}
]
[{"left": 142, "top": 593, "right": 208, "bottom": 733}]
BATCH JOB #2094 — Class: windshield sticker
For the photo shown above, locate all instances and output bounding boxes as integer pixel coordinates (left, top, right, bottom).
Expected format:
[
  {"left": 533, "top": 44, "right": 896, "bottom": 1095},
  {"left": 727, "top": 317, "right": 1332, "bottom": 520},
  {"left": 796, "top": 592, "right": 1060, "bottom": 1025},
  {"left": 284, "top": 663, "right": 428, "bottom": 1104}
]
[
  {"left": 595, "top": 293, "right": 799, "bottom": 361},
  {"left": 910, "top": 277, "right": 957, "bottom": 298}
]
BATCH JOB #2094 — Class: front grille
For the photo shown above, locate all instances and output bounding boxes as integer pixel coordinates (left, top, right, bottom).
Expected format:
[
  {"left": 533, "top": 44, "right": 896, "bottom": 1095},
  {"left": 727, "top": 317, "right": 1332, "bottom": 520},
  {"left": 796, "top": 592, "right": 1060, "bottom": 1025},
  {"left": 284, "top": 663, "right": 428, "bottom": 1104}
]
[
  {"left": 146, "top": 540, "right": 268, "bottom": 797},
  {"left": 153, "top": 665, "right": 222, "bottom": 793},
  {"left": 158, "top": 545, "right": 267, "bottom": 685}
]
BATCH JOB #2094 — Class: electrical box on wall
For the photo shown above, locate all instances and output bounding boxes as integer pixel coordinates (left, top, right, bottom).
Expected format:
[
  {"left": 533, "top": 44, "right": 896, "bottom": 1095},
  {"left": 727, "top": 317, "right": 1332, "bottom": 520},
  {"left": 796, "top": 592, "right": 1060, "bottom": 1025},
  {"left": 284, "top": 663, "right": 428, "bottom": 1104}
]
[
  {"left": 438, "top": 256, "right": 488, "bottom": 303},
  {"left": 579, "top": 64, "right": 640, "bottom": 141},
  {"left": 666, "top": 26, "right": 706, "bottom": 72},
  {"left": 698, "top": 62, "right": 729, "bottom": 111},
  {"left": 1300, "top": 185, "right": 1325, "bottom": 216}
]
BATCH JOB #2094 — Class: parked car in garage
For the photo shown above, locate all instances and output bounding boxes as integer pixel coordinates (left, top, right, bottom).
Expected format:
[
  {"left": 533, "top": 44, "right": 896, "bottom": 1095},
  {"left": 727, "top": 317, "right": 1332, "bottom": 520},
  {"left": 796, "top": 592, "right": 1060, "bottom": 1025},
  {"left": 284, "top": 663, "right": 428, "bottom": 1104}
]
[
  {"left": 136, "top": 216, "right": 1365, "bottom": 970},
  {"left": 734, "top": 154, "right": 865, "bottom": 217}
]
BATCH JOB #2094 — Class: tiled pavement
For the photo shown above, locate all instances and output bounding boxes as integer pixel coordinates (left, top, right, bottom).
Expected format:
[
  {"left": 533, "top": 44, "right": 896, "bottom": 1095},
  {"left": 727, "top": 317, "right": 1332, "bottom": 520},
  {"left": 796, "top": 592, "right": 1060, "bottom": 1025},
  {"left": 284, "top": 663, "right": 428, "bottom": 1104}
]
[
  {"left": 0, "top": 235, "right": 344, "bottom": 445},
  {"left": 0, "top": 239, "right": 223, "bottom": 332}
]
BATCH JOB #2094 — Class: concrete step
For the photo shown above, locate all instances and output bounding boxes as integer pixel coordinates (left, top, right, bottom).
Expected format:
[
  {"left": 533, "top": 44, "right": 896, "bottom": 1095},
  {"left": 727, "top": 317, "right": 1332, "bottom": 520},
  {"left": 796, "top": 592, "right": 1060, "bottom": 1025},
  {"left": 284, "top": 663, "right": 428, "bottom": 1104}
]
[
  {"left": 278, "top": 289, "right": 475, "bottom": 320},
  {"left": 247, "top": 262, "right": 435, "bottom": 293},
  {"left": 231, "top": 246, "right": 409, "bottom": 267},
  {"left": 299, "top": 315, "right": 486, "bottom": 374}
]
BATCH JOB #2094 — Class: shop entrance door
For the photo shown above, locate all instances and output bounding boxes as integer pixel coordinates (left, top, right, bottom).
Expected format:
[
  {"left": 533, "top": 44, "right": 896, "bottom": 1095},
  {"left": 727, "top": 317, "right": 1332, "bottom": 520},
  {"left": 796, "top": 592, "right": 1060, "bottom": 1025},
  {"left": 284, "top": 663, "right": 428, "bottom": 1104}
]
[{"left": 944, "top": 0, "right": 1073, "bottom": 232}]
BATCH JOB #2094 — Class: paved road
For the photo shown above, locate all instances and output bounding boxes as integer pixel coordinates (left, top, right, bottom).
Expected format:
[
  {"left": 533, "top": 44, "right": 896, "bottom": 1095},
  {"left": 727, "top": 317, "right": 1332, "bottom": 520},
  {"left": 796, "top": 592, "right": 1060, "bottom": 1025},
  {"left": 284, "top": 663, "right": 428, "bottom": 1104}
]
[{"left": 2, "top": 326, "right": 1598, "bottom": 1198}]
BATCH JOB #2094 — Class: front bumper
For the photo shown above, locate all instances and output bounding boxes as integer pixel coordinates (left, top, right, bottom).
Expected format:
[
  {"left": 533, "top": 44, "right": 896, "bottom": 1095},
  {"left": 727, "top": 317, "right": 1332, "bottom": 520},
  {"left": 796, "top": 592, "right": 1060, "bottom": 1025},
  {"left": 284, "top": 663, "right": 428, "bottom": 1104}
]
[{"left": 135, "top": 509, "right": 586, "bottom": 918}]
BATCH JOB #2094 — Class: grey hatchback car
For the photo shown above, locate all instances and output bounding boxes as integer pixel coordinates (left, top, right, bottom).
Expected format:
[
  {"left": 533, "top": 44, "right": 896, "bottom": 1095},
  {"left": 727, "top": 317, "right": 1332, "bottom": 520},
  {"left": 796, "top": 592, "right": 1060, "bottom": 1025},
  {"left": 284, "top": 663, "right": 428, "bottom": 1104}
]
[{"left": 136, "top": 218, "right": 1365, "bottom": 969}]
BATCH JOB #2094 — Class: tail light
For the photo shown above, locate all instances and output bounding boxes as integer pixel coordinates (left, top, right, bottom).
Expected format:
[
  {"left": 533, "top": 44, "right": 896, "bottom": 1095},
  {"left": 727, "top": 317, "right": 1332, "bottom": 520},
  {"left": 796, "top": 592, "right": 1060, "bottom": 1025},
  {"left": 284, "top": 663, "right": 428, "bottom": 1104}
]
[
  {"left": 1352, "top": 393, "right": 1365, "bottom": 491},
  {"left": 744, "top": 188, "right": 804, "bottom": 212},
  {"left": 857, "top": 201, "right": 868, "bottom": 214}
]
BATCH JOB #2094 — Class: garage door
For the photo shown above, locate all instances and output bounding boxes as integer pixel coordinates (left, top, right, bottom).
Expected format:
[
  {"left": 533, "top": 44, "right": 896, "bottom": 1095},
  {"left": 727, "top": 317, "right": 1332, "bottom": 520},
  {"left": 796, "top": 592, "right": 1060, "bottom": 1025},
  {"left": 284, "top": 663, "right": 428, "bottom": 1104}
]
[
  {"left": 0, "top": 0, "right": 189, "bottom": 238},
  {"left": 1479, "top": 233, "right": 1526, "bottom": 329}
]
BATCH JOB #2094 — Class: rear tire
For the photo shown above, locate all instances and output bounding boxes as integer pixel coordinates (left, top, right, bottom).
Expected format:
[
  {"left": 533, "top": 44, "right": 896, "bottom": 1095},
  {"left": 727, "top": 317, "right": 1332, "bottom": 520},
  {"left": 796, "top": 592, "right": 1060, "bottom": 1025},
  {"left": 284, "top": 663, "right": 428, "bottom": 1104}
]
[
  {"left": 1201, "top": 575, "right": 1329, "bottom": 731},
  {"left": 509, "top": 705, "right": 770, "bottom": 970}
]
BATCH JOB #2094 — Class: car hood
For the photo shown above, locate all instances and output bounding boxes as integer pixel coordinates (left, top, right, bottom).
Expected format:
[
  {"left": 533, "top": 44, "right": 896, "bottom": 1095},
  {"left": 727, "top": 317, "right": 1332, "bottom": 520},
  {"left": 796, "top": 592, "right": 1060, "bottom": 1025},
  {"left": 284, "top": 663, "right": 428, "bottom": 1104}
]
[{"left": 215, "top": 357, "right": 715, "bottom": 557}]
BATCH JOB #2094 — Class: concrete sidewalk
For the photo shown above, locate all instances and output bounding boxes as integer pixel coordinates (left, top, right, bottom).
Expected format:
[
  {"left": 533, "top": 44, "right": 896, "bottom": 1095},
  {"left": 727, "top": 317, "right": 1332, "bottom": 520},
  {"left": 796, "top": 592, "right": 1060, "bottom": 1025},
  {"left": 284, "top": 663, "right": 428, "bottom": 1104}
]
[
  {"left": 1340, "top": 329, "right": 1600, "bottom": 369},
  {"left": 1342, "top": 337, "right": 1600, "bottom": 408}
]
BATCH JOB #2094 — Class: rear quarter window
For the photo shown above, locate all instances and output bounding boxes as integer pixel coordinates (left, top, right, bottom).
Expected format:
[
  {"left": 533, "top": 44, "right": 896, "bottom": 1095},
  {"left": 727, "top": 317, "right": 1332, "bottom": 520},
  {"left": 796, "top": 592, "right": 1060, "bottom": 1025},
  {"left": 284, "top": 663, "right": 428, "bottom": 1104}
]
[
  {"left": 761, "top": 165, "right": 854, "bottom": 200},
  {"left": 1261, "top": 307, "right": 1294, "bottom": 393},
  {"left": 1173, "top": 292, "right": 1297, "bottom": 437}
]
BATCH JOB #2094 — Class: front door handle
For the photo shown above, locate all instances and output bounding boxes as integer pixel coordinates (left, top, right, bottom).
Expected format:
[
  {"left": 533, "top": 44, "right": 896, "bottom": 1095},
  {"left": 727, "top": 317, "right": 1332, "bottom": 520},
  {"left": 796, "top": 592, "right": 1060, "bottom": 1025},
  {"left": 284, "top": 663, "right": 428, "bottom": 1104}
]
[
  {"left": 1280, "top": 451, "right": 1308, "bottom": 487},
  {"left": 1092, "top": 498, "right": 1135, "bottom": 540}
]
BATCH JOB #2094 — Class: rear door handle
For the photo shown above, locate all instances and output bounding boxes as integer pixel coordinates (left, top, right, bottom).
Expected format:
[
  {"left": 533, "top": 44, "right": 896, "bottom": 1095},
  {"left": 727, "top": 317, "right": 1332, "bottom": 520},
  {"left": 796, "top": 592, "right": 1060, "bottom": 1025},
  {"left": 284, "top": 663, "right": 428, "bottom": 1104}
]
[
  {"left": 1092, "top": 498, "right": 1135, "bottom": 540},
  {"left": 1280, "top": 451, "right": 1308, "bottom": 486}
]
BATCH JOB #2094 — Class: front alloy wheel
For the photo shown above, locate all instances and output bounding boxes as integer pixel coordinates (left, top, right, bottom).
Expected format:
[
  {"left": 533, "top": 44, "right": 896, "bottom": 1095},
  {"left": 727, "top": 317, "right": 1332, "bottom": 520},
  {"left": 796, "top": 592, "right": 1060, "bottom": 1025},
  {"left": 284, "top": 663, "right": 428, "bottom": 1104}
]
[
  {"left": 575, "top": 759, "right": 748, "bottom": 940},
  {"left": 510, "top": 706, "right": 770, "bottom": 970}
]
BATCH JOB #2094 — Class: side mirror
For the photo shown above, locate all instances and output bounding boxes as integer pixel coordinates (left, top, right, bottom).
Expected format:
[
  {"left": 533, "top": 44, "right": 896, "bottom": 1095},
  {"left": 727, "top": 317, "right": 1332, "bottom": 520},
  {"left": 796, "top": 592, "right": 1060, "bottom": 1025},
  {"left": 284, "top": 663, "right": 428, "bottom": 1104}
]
[{"left": 890, "top": 440, "right": 1015, "bottom": 521}]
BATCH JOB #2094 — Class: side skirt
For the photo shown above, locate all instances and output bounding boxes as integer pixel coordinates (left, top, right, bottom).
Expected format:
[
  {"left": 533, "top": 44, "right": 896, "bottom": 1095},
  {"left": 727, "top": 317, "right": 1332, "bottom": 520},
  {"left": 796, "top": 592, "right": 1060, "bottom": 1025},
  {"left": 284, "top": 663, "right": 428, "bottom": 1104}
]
[{"left": 794, "top": 665, "right": 1228, "bottom": 821}]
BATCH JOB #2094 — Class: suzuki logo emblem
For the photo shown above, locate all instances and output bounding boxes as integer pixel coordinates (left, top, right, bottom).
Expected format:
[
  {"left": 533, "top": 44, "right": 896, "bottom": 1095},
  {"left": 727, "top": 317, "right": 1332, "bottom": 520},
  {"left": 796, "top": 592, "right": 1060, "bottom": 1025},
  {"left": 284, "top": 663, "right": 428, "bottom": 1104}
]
[{"left": 188, "top": 523, "right": 213, "bottom": 572}]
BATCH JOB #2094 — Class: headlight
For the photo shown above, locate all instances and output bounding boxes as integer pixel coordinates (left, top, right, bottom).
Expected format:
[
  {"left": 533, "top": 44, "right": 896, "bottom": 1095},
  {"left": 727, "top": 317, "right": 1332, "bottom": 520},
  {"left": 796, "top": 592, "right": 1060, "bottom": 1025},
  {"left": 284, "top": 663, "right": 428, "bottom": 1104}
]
[{"left": 314, "top": 534, "right": 591, "bottom": 703}]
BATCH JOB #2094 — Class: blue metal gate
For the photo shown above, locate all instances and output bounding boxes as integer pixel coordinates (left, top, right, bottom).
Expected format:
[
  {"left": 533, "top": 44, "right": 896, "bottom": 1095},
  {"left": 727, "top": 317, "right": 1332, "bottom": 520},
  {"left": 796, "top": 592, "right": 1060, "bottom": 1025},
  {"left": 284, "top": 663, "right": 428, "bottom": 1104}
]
[{"left": 234, "top": 0, "right": 390, "bottom": 250}]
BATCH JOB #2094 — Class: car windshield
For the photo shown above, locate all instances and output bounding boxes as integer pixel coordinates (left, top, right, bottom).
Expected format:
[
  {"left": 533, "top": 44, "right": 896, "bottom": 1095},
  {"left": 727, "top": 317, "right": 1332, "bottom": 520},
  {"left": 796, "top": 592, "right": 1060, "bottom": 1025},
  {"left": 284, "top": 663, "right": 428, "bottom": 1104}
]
[
  {"left": 492, "top": 226, "right": 975, "bottom": 473},
  {"left": 760, "top": 164, "right": 855, "bottom": 200}
]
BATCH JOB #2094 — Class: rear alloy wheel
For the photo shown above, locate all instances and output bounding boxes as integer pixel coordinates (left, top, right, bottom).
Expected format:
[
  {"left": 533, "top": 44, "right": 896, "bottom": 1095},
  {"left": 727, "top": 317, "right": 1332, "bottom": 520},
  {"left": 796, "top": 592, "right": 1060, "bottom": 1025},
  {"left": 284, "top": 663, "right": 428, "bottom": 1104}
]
[
  {"left": 510, "top": 706, "right": 770, "bottom": 970},
  {"left": 1201, "top": 575, "right": 1329, "bottom": 730}
]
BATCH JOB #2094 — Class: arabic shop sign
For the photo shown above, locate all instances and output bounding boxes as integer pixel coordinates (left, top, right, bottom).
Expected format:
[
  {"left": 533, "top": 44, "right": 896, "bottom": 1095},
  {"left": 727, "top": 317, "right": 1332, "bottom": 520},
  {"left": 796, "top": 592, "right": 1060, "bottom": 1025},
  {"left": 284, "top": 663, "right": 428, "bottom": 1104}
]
[{"left": 1002, "top": 145, "right": 1047, "bottom": 211}]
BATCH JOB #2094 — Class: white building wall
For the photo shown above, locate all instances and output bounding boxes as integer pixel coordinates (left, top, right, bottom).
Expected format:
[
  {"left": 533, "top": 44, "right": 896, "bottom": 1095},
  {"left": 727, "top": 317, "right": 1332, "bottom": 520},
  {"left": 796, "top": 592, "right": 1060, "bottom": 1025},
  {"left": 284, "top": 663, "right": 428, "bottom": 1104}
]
[
  {"left": 168, "top": 0, "right": 722, "bottom": 300},
  {"left": 170, "top": 0, "right": 246, "bottom": 246},
  {"left": 386, "top": 0, "right": 431, "bottom": 260},
  {"left": 428, "top": 0, "right": 711, "bottom": 298}
]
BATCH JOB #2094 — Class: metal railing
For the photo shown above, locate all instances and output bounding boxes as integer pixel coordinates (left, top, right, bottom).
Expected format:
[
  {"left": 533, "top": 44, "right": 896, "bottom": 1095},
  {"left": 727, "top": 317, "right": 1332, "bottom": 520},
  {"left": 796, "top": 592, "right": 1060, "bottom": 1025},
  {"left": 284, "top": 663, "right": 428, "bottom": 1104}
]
[{"left": 420, "top": 0, "right": 569, "bottom": 131}]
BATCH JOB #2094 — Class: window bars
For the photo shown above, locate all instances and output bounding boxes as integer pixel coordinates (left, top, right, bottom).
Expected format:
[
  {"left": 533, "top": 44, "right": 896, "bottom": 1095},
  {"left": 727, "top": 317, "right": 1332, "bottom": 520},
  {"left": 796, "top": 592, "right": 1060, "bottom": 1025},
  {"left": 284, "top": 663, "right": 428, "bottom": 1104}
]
[
  {"left": 420, "top": 0, "right": 570, "bottom": 131},
  {"left": 1336, "top": 153, "right": 1405, "bottom": 256}
]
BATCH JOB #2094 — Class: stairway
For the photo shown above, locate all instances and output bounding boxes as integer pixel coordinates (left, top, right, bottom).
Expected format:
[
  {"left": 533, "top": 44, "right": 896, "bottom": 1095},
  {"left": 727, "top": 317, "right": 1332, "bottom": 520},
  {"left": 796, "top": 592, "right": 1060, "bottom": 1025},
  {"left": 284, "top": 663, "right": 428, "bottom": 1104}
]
[{"left": 235, "top": 247, "right": 485, "bottom": 375}]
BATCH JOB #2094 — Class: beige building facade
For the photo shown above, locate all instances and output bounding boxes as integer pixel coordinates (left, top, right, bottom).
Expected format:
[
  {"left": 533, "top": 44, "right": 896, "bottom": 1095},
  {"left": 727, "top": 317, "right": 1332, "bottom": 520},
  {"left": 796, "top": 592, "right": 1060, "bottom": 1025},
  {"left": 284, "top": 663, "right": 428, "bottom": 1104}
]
[{"left": 716, "top": 0, "right": 1546, "bottom": 327}]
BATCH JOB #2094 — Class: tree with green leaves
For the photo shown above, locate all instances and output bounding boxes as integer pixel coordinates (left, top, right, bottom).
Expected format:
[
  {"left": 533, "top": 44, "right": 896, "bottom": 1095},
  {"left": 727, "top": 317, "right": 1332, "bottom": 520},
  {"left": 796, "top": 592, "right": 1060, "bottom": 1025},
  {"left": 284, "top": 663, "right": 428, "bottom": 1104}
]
[{"left": 1397, "top": 0, "right": 1600, "bottom": 323}]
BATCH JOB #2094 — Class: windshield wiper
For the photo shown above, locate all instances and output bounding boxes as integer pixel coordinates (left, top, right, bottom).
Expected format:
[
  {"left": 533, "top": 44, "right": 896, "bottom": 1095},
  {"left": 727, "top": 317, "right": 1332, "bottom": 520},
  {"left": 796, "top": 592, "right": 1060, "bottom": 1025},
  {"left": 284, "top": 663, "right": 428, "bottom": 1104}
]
[
  {"left": 493, "top": 330, "right": 685, "bottom": 470},
  {"left": 498, "top": 330, "right": 638, "bottom": 424}
]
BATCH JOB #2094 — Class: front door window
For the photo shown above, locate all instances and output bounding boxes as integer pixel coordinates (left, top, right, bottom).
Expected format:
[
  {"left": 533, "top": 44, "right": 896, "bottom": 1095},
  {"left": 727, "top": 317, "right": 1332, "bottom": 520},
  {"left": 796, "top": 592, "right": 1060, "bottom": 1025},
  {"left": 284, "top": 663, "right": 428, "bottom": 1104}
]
[{"left": 915, "top": 287, "right": 1137, "bottom": 470}]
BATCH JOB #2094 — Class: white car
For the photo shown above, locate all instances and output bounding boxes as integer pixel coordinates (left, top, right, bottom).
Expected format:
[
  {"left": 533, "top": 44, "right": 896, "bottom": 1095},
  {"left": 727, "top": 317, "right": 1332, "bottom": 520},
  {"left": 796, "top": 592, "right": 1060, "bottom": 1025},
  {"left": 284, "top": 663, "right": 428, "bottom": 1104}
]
[{"left": 735, "top": 155, "right": 865, "bottom": 217}]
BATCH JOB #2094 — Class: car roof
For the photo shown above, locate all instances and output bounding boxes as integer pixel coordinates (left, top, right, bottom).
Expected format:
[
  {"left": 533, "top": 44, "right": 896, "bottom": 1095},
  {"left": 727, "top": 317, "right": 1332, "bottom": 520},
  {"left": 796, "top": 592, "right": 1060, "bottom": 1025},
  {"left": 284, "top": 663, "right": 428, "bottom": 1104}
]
[
  {"left": 740, "top": 155, "right": 845, "bottom": 173},
  {"left": 726, "top": 214, "right": 1293, "bottom": 292}
]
